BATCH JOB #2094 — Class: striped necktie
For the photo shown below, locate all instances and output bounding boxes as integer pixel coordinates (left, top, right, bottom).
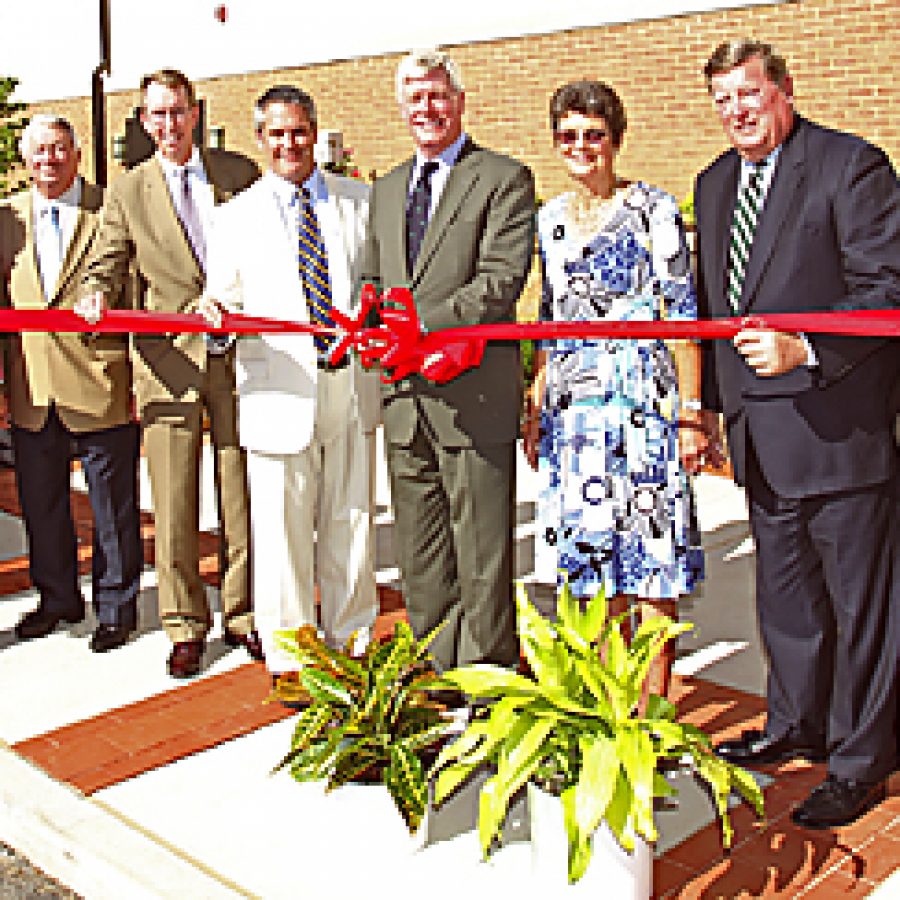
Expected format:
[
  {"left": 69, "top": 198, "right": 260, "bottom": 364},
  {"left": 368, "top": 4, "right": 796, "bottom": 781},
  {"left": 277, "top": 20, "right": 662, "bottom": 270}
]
[
  {"left": 297, "top": 187, "right": 334, "bottom": 356},
  {"left": 406, "top": 160, "right": 438, "bottom": 275},
  {"left": 726, "top": 162, "right": 766, "bottom": 312}
]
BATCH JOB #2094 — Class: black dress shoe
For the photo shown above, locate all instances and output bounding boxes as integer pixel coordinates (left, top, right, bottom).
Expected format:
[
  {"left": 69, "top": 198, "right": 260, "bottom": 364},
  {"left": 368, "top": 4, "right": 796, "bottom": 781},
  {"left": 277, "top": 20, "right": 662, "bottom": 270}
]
[
  {"left": 791, "top": 774, "right": 885, "bottom": 829},
  {"left": 15, "top": 606, "right": 83, "bottom": 641},
  {"left": 716, "top": 728, "right": 826, "bottom": 766},
  {"left": 223, "top": 628, "right": 265, "bottom": 662},
  {"left": 90, "top": 623, "right": 134, "bottom": 653}
]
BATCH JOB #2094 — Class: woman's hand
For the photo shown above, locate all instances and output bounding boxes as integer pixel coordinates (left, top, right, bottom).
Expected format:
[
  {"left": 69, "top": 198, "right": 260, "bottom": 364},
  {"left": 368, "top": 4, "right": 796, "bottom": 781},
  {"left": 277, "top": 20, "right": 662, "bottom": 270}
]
[
  {"left": 522, "top": 395, "right": 541, "bottom": 471},
  {"left": 677, "top": 411, "right": 706, "bottom": 474}
]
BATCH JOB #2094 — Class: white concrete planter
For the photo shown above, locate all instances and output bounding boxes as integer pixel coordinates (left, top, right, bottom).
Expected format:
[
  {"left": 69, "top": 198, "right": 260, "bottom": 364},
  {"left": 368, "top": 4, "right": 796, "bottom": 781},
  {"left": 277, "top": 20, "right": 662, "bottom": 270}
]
[{"left": 527, "top": 783, "right": 652, "bottom": 898}]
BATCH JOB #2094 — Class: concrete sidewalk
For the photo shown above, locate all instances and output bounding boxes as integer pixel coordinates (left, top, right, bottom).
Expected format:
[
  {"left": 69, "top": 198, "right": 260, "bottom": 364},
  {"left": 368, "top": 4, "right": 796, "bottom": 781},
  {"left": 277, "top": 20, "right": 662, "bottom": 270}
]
[{"left": 0, "top": 439, "right": 896, "bottom": 898}]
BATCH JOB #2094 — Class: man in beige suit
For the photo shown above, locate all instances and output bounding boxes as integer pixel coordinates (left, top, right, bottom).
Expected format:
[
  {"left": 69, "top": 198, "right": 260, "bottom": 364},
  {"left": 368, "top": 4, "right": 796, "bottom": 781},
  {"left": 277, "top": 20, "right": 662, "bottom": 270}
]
[
  {"left": 360, "top": 50, "right": 535, "bottom": 673},
  {"left": 0, "top": 115, "right": 141, "bottom": 651},
  {"left": 80, "top": 69, "right": 261, "bottom": 677},
  {"left": 202, "top": 86, "right": 378, "bottom": 675}
]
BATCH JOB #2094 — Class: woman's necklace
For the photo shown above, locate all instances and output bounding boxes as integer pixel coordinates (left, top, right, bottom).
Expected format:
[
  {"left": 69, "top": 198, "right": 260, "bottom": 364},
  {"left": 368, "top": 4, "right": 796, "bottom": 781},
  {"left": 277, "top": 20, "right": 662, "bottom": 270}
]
[{"left": 569, "top": 180, "right": 630, "bottom": 242}]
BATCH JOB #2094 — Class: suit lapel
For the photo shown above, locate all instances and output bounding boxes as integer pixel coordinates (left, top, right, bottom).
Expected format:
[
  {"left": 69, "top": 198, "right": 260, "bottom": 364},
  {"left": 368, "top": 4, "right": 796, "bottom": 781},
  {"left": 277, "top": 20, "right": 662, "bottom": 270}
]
[
  {"left": 319, "top": 174, "right": 352, "bottom": 313},
  {"left": 741, "top": 120, "right": 807, "bottom": 312},
  {"left": 50, "top": 181, "right": 102, "bottom": 304},
  {"left": 17, "top": 193, "right": 46, "bottom": 306},
  {"left": 413, "top": 139, "right": 480, "bottom": 284},
  {"left": 145, "top": 157, "right": 203, "bottom": 277},
  {"left": 388, "top": 159, "right": 415, "bottom": 283},
  {"left": 706, "top": 154, "right": 740, "bottom": 314}
]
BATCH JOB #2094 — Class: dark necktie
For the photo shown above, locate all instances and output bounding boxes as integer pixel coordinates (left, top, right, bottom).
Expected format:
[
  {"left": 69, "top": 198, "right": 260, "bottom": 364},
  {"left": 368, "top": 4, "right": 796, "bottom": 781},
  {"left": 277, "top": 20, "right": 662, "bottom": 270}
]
[
  {"left": 41, "top": 204, "right": 63, "bottom": 298},
  {"left": 297, "top": 187, "right": 335, "bottom": 357},
  {"left": 726, "top": 163, "right": 766, "bottom": 312},
  {"left": 406, "top": 160, "right": 439, "bottom": 275}
]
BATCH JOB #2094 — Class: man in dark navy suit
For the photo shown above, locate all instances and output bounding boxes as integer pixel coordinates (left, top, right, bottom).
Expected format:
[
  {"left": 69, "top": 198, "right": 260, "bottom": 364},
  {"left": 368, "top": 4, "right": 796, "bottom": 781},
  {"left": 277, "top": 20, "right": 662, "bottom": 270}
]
[{"left": 695, "top": 39, "right": 899, "bottom": 829}]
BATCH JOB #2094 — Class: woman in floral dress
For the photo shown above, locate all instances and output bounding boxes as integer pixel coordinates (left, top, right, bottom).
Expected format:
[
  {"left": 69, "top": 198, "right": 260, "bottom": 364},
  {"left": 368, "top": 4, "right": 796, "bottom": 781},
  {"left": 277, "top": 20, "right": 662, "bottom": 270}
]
[{"left": 523, "top": 80, "right": 706, "bottom": 697}]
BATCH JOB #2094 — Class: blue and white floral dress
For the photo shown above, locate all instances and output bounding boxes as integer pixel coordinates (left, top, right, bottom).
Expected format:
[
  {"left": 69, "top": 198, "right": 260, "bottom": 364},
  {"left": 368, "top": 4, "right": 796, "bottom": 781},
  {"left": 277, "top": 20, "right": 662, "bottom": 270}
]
[{"left": 534, "top": 182, "right": 704, "bottom": 600}]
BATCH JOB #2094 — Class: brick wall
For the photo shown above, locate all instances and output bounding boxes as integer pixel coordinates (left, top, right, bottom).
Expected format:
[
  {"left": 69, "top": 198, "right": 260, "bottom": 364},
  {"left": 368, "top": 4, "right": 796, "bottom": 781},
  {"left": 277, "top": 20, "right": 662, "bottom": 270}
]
[{"left": 24, "top": 0, "right": 893, "bottom": 206}]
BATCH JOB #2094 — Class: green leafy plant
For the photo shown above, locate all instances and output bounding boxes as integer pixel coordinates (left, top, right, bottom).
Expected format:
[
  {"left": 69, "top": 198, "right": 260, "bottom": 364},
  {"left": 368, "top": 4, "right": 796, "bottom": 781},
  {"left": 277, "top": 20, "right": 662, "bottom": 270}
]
[
  {"left": 0, "top": 76, "right": 27, "bottom": 198},
  {"left": 322, "top": 146, "right": 363, "bottom": 180},
  {"left": 272, "top": 622, "right": 451, "bottom": 833},
  {"left": 431, "top": 584, "right": 764, "bottom": 884}
]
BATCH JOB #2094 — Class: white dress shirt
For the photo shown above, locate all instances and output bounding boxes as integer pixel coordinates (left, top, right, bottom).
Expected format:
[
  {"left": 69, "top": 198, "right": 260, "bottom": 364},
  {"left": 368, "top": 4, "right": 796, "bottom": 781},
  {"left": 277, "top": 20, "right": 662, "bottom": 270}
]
[
  {"left": 408, "top": 132, "right": 467, "bottom": 218},
  {"left": 157, "top": 147, "right": 214, "bottom": 248},
  {"left": 33, "top": 177, "right": 81, "bottom": 299},
  {"left": 268, "top": 166, "right": 333, "bottom": 257},
  {"left": 737, "top": 145, "right": 816, "bottom": 366}
]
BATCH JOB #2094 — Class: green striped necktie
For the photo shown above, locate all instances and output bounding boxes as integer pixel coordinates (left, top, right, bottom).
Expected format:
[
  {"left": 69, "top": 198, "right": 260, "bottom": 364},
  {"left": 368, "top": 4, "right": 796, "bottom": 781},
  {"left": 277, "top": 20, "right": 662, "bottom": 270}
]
[{"left": 727, "top": 162, "right": 766, "bottom": 313}]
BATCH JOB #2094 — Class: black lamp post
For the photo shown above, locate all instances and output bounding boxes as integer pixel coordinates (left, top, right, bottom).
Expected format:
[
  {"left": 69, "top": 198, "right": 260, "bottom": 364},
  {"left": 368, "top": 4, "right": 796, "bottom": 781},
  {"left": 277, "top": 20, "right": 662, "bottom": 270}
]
[{"left": 91, "top": 0, "right": 111, "bottom": 185}]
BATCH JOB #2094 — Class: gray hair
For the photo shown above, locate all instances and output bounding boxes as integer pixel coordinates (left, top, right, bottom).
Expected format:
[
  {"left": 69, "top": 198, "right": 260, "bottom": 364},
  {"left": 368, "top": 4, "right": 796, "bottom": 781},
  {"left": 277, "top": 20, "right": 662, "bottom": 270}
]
[
  {"left": 703, "top": 39, "right": 790, "bottom": 92},
  {"left": 395, "top": 48, "right": 464, "bottom": 103},
  {"left": 254, "top": 85, "right": 317, "bottom": 133},
  {"left": 19, "top": 114, "right": 79, "bottom": 158}
]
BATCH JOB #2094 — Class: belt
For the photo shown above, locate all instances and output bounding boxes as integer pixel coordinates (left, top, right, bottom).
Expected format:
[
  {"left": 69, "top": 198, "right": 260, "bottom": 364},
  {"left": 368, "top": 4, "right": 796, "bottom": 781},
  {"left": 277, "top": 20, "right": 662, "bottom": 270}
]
[{"left": 317, "top": 356, "right": 348, "bottom": 372}]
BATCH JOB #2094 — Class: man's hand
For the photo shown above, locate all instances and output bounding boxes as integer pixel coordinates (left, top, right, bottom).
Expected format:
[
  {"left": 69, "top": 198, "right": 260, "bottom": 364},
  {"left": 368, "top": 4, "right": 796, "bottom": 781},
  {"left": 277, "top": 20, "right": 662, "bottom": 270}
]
[
  {"left": 733, "top": 328, "right": 808, "bottom": 376},
  {"left": 197, "top": 294, "right": 224, "bottom": 329},
  {"left": 74, "top": 291, "right": 106, "bottom": 324}
]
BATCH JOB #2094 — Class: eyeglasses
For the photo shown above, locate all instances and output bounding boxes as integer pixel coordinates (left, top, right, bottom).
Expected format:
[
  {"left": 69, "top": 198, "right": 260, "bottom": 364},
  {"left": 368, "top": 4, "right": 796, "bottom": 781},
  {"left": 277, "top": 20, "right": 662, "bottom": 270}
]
[
  {"left": 711, "top": 88, "right": 766, "bottom": 115},
  {"left": 555, "top": 128, "right": 609, "bottom": 146}
]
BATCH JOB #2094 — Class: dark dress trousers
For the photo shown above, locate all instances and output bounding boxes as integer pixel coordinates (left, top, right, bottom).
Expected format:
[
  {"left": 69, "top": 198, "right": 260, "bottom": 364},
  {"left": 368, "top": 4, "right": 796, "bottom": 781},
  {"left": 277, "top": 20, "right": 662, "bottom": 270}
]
[
  {"left": 0, "top": 183, "right": 141, "bottom": 627},
  {"left": 360, "top": 138, "right": 535, "bottom": 671},
  {"left": 695, "top": 116, "right": 900, "bottom": 783}
]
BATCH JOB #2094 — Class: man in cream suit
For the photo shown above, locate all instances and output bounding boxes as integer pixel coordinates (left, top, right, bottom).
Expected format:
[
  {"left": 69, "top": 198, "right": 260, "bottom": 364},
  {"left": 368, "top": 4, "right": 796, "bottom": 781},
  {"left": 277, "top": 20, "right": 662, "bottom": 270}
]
[
  {"left": 0, "top": 115, "right": 141, "bottom": 651},
  {"left": 360, "top": 49, "right": 535, "bottom": 673},
  {"left": 80, "top": 69, "right": 261, "bottom": 678},
  {"left": 202, "top": 85, "right": 378, "bottom": 675}
]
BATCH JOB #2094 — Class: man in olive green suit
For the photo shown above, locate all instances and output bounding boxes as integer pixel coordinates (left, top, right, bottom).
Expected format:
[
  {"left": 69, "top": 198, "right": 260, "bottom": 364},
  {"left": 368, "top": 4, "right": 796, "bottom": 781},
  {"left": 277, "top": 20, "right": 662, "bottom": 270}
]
[
  {"left": 80, "top": 69, "right": 260, "bottom": 677},
  {"left": 0, "top": 115, "right": 141, "bottom": 652},
  {"left": 360, "top": 49, "right": 535, "bottom": 672}
]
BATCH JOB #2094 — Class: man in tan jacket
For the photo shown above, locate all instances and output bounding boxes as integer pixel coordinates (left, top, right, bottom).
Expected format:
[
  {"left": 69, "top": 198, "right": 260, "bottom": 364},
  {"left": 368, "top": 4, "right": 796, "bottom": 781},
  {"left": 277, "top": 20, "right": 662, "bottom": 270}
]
[
  {"left": 80, "top": 69, "right": 260, "bottom": 677},
  {"left": 0, "top": 115, "right": 141, "bottom": 652}
]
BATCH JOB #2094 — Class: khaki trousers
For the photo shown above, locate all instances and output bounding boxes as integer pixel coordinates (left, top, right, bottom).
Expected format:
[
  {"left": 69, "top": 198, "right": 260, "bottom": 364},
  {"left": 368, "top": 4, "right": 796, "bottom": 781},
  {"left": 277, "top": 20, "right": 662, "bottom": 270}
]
[{"left": 141, "top": 353, "right": 251, "bottom": 643}]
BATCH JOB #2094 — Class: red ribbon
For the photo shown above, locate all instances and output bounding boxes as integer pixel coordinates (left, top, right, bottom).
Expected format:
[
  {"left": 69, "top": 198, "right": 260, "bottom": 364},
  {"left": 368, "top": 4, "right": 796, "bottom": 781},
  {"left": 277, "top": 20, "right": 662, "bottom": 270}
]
[
  {"left": 1, "top": 308, "right": 332, "bottom": 337},
  {"left": 4, "top": 292, "right": 898, "bottom": 385}
]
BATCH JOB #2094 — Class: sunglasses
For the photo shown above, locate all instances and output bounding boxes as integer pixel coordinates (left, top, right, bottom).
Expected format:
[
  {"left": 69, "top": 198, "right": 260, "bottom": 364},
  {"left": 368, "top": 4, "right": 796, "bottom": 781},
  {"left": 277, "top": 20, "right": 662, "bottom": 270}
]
[{"left": 555, "top": 128, "right": 609, "bottom": 146}]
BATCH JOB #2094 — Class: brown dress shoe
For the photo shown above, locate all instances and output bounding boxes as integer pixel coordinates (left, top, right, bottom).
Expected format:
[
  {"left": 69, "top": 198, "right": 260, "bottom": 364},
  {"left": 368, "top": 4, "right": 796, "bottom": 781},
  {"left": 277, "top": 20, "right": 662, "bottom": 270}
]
[
  {"left": 168, "top": 640, "right": 204, "bottom": 678},
  {"left": 223, "top": 629, "right": 265, "bottom": 662}
]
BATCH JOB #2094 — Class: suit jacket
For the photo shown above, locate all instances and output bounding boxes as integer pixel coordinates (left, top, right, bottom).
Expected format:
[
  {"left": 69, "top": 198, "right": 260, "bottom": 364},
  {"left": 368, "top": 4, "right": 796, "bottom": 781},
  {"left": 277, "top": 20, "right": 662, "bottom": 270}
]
[
  {"left": 82, "top": 148, "right": 259, "bottom": 409},
  {"left": 206, "top": 170, "right": 380, "bottom": 454},
  {"left": 0, "top": 181, "right": 131, "bottom": 432},
  {"left": 360, "top": 138, "right": 535, "bottom": 447},
  {"left": 696, "top": 116, "right": 900, "bottom": 498}
]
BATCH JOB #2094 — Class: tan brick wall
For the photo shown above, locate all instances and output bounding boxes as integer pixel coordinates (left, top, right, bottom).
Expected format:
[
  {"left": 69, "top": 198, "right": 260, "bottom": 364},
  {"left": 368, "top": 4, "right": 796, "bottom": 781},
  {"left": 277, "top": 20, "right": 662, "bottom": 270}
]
[{"left": 27, "top": 0, "right": 899, "bottom": 210}]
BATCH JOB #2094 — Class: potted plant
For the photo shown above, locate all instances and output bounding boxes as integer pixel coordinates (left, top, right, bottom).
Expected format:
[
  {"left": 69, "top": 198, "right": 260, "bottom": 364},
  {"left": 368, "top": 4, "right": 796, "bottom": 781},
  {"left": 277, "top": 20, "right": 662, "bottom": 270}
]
[
  {"left": 430, "top": 584, "right": 764, "bottom": 892},
  {"left": 271, "top": 621, "right": 451, "bottom": 836}
]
